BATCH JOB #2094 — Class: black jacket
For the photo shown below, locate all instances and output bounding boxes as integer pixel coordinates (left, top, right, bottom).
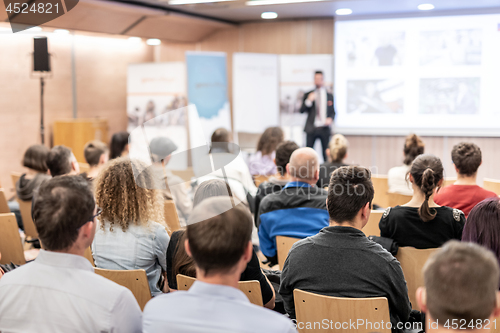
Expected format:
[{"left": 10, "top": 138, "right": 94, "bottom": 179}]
[{"left": 300, "top": 89, "right": 335, "bottom": 133}]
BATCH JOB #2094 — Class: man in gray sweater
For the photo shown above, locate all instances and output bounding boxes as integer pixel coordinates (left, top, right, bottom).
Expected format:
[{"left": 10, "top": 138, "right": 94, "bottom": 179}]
[{"left": 279, "top": 166, "right": 411, "bottom": 331}]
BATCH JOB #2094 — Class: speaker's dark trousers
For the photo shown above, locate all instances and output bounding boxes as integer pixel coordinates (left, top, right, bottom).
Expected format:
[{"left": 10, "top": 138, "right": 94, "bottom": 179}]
[{"left": 306, "top": 126, "right": 330, "bottom": 161}]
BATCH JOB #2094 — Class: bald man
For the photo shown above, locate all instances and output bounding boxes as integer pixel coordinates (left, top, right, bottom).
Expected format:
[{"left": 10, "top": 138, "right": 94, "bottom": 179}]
[{"left": 257, "top": 148, "right": 329, "bottom": 266}]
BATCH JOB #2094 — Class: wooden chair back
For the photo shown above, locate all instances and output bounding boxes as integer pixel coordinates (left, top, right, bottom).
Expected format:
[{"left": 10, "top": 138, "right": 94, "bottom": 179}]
[
  {"left": 0, "top": 189, "right": 10, "bottom": 214},
  {"left": 10, "top": 172, "right": 22, "bottom": 189},
  {"left": 276, "top": 235, "right": 301, "bottom": 270},
  {"left": 164, "top": 200, "right": 181, "bottom": 236},
  {"left": 363, "top": 210, "right": 384, "bottom": 237},
  {"left": 253, "top": 175, "right": 269, "bottom": 187},
  {"left": 78, "top": 162, "right": 90, "bottom": 173},
  {"left": 17, "top": 199, "right": 38, "bottom": 239},
  {"left": 372, "top": 175, "right": 389, "bottom": 208},
  {"left": 176, "top": 274, "right": 263, "bottom": 306},
  {"left": 387, "top": 192, "right": 412, "bottom": 207},
  {"left": 396, "top": 247, "right": 438, "bottom": 310},
  {"left": 0, "top": 213, "right": 26, "bottom": 265},
  {"left": 294, "top": 289, "right": 391, "bottom": 333},
  {"left": 94, "top": 268, "right": 151, "bottom": 311},
  {"left": 442, "top": 178, "right": 456, "bottom": 187},
  {"left": 484, "top": 178, "right": 500, "bottom": 196},
  {"left": 84, "top": 247, "right": 95, "bottom": 267}
]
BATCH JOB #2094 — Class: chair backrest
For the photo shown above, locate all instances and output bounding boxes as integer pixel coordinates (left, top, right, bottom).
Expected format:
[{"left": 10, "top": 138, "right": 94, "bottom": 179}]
[
  {"left": 94, "top": 268, "right": 151, "bottom": 311},
  {"left": 78, "top": 162, "right": 90, "bottom": 173},
  {"left": 10, "top": 172, "right": 22, "bottom": 190},
  {"left": 442, "top": 178, "right": 456, "bottom": 187},
  {"left": 294, "top": 289, "right": 391, "bottom": 333},
  {"left": 253, "top": 175, "right": 269, "bottom": 187},
  {"left": 176, "top": 274, "right": 263, "bottom": 306},
  {"left": 164, "top": 200, "right": 181, "bottom": 236},
  {"left": 84, "top": 247, "right": 95, "bottom": 267},
  {"left": 484, "top": 178, "right": 500, "bottom": 196},
  {"left": 372, "top": 175, "right": 389, "bottom": 208},
  {"left": 276, "top": 235, "right": 301, "bottom": 270},
  {"left": 0, "top": 189, "right": 10, "bottom": 214},
  {"left": 363, "top": 210, "right": 384, "bottom": 237},
  {"left": 0, "top": 213, "right": 26, "bottom": 265},
  {"left": 396, "top": 247, "right": 438, "bottom": 311},
  {"left": 17, "top": 199, "right": 38, "bottom": 239},
  {"left": 387, "top": 192, "right": 412, "bottom": 207}
]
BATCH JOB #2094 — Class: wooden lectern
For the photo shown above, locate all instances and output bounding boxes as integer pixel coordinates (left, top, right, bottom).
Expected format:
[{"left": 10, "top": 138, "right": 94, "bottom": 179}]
[{"left": 53, "top": 119, "right": 108, "bottom": 163}]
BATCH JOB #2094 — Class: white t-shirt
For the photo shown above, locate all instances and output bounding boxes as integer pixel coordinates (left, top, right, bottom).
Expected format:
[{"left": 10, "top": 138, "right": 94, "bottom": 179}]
[{"left": 388, "top": 164, "right": 413, "bottom": 196}]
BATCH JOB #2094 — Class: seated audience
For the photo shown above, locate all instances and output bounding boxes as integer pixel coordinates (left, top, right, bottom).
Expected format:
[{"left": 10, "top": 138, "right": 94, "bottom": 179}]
[
  {"left": 316, "top": 134, "right": 349, "bottom": 188},
  {"left": 258, "top": 147, "right": 329, "bottom": 266},
  {"left": 279, "top": 166, "right": 411, "bottom": 329},
  {"left": 247, "top": 126, "right": 284, "bottom": 176},
  {"left": 254, "top": 140, "right": 299, "bottom": 223},
  {"left": 82, "top": 140, "right": 109, "bottom": 180},
  {"left": 150, "top": 136, "right": 192, "bottom": 226},
  {"left": 388, "top": 133, "right": 425, "bottom": 195},
  {"left": 109, "top": 131, "right": 130, "bottom": 160},
  {"left": 0, "top": 253, "right": 4, "bottom": 280},
  {"left": 166, "top": 179, "right": 275, "bottom": 309},
  {"left": 92, "top": 157, "right": 169, "bottom": 296},
  {"left": 434, "top": 142, "right": 497, "bottom": 217},
  {"left": 0, "top": 176, "right": 142, "bottom": 332},
  {"left": 380, "top": 154, "right": 465, "bottom": 248},
  {"left": 143, "top": 197, "right": 297, "bottom": 333},
  {"left": 46, "top": 145, "right": 80, "bottom": 177},
  {"left": 417, "top": 241, "right": 500, "bottom": 332}
]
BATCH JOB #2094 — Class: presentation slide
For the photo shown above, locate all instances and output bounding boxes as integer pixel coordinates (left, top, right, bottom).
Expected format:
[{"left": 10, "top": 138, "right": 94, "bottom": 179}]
[{"left": 334, "top": 14, "right": 500, "bottom": 136}]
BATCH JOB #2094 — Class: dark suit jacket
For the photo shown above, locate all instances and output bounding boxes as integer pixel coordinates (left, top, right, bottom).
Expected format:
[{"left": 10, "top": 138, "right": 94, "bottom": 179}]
[{"left": 300, "top": 89, "right": 335, "bottom": 133}]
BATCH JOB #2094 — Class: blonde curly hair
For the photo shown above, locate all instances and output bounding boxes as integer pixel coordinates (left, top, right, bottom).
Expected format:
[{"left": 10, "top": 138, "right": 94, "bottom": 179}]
[{"left": 94, "top": 157, "right": 165, "bottom": 232}]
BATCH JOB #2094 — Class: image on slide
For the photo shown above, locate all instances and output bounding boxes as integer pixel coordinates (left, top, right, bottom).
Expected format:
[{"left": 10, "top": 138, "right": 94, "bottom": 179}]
[
  {"left": 420, "top": 29, "right": 482, "bottom": 66},
  {"left": 346, "top": 31, "right": 405, "bottom": 67},
  {"left": 347, "top": 79, "right": 404, "bottom": 114},
  {"left": 419, "top": 78, "right": 480, "bottom": 114}
]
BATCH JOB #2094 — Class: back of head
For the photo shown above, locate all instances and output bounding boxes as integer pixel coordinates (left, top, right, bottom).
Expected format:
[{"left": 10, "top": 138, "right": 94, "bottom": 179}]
[
  {"left": 193, "top": 179, "right": 233, "bottom": 207},
  {"left": 23, "top": 144, "right": 50, "bottom": 173},
  {"left": 109, "top": 131, "right": 129, "bottom": 160},
  {"left": 186, "top": 197, "right": 252, "bottom": 275},
  {"left": 403, "top": 134, "right": 425, "bottom": 165},
  {"left": 46, "top": 145, "right": 73, "bottom": 177},
  {"left": 33, "top": 176, "right": 95, "bottom": 251},
  {"left": 84, "top": 140, "right": 108, "bottom": 167},
  {"left": 327, "top": 166, "right": 374, "bottom": 224},
  {"left": 410, "top": 154, "right": 444, "bottom": 222},
  {"left": 288, "top": 147, "right": 319, "bottom": 181},
  {"left": 452, "top": 142, "right": 482, "bottom": 177},
  {"left": 423, "top": 241, "right": 499, "bottom": 323},
  {"left": 275, "top": 141, "right": 299, "bottom": 176},
  {"left": 211, "top": 128, "right": 231, "bottom": 144},
  {"left": 149, "top": 136, "right": 178, "bottom": 163},
  {"left": 94, "top": 157, "right": 163, "bottom": 231},
  {"left": 328, "top": 134, "right": 348, "bottom": 163},
  {"left": 256, "top": 127, "right": 284, "bottom": 156}
]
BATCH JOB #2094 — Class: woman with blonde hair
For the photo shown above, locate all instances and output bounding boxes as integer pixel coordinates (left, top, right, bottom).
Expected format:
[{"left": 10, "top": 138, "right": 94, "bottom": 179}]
[
  {"left": 388, "top": 133, "right": 425, "bottom": 195},
  {"left": 317, "top": 134, "right": 349, "bottom": 188},
  {"left": 92, "top": 157, "right": 169, "bottom": 296}
]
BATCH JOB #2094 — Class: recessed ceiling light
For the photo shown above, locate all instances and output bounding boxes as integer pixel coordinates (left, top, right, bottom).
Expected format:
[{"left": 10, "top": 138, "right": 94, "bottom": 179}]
[
  {"left": 128, "top": 37, "right": 142, "bottom": 43},
  {"left": 335, "top": 8, "right": 352, "bottom": 15},
  {"left": 417, "top": 3, "right": 434, "bottom": 10},
  {"left": 146, "top": 38, "right": 161, "bottom": 46},
  {"left": 0, "top": 27, "right": 11, "bottom": 33},
  {"left": 261, "top": 11, "right": 278, "bottom": 19},
  {"left": 54, "top": 29, "right": 69, "bottom": 34},
  {"left": 246, "top": 0, "right": 323, "bottom": 6}
]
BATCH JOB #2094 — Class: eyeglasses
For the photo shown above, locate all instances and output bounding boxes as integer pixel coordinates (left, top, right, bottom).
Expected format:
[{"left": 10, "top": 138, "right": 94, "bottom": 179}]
[{"left": 90, "top": 207, "right": 102, "bottom": 222}]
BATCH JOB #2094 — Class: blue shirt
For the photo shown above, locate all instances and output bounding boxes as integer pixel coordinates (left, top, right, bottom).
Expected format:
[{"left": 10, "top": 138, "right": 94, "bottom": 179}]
[{"left": 143, "top": 281, "right": 297, "bottom": 333}]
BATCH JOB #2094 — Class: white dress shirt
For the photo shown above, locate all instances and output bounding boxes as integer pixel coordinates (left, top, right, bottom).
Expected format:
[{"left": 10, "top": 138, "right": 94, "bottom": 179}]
[
  {"left": 143, "top": 280, "right": 297, "bottom": 333},
  {"left": 304, "top": 87, "right": 328, "bottom": 127},
  {"left": 0, "top": 250, "right": 142, "bottom": 333}
]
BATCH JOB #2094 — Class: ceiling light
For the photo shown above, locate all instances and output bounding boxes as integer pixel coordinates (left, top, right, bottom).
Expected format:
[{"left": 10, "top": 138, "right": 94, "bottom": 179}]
[
  {"left": 128, "top": 37, "right": 142, "bottom": 43},
  {"left": 54, "top": 29, "right": 69, "bottom": 34},
  {"left": 261, "top": 11, "right": 278, "bottom": 19},
  {"left": 146, "top": 38, "right": 161, "bottom": 46},
  {"left": 335, "top": 8, "right": 352, "bottom": 15},
  {"left": 169, "top": 0, "right": 233, "bottom": 5},
  {"left": 25, "top": 26, "right": 43, "bottom": 32},
  {"left": 417, "top": 3, "right": 434, "bottom": 10},
  {"left": 0, "top": 27, "right": 11, "bottom": 33},
  {"left": 246, "top": 0, "right": 323, "bottom": 6}
]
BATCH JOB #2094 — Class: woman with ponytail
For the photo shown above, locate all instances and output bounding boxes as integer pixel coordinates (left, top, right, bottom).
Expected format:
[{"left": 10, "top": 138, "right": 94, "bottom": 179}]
[
  {"left": 388, "top": 133, "right": 425, "bottom": 195},
  {"left": 317, "top": 134, "right": 349, "bottom": 188},
  {"left": 379, "top": 154, "right": 465, "bottom": 248}
]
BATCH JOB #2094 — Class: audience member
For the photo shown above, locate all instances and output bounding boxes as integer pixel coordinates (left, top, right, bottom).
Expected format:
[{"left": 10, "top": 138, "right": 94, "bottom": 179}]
[
  {"left": 149, "top": 136, "right": 192, "bottom": 226},
  {"left": 46, "top": 145, "right": 80, "bottom": 177},
  {"left": 434, "top": 142, "right": 497, "bottom": 216},
  {"left": 380, "top": 154, "right": 465, "bottom": 248},
  {"left": 92, "top": 157, "right": 169, "bottom": 296},
  {"left": 0, "top": 253, "right": 4, "bottom": 280},
  {"left": 316, "top": 134, "right": 349, "bottom": 188},
  {"left": 167, "top": 179, "right": 276, "bottom": 309},
  {"left": 388, "top": 133, "right": 425, "bottom": 195},
  {"left": 247, "top": 127, "right": 284, "bottom": 176},
  {"left": 254, "top": 141, "right": 299, "bottom": 223},
  {"left": 109, "top": 131, "right": 130, "bottom": 160},
  {"left": 279, "top": 166, "right": 411, "bottom": 329},
  {"left": 417, "top": 241, "right": 500, "bottom": 332},
  {"left": 143, "top": 197, "right": 297, "bottom": 333},
  {"left": 257, "top": 147, "right": 329, "bottom": 266},
  {"left": 0, "top": 176, "right": 142, "bottom": 332},
  {"left": 83, "top": 140, "right": 109, "bottom": 180}
]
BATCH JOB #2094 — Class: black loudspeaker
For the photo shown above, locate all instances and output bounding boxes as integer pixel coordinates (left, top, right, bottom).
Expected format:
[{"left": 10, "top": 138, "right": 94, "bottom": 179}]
[{"left": 33, "top": 37, "right": 50, "bottom": 72}]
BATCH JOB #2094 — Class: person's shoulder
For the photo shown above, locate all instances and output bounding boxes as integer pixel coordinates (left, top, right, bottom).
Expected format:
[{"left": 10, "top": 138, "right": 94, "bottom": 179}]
[
  {"left": 437, "top": 206, "right": 465, "bottom": 222},
  {"left": 245, "top": 304, "right": 296, "bottom": 331},
  {"left": 380, "top": 206, "right": 407, "bottom": 219},
  {"left": 478, "top": 186, "right": 498, "bottom": 199}
]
